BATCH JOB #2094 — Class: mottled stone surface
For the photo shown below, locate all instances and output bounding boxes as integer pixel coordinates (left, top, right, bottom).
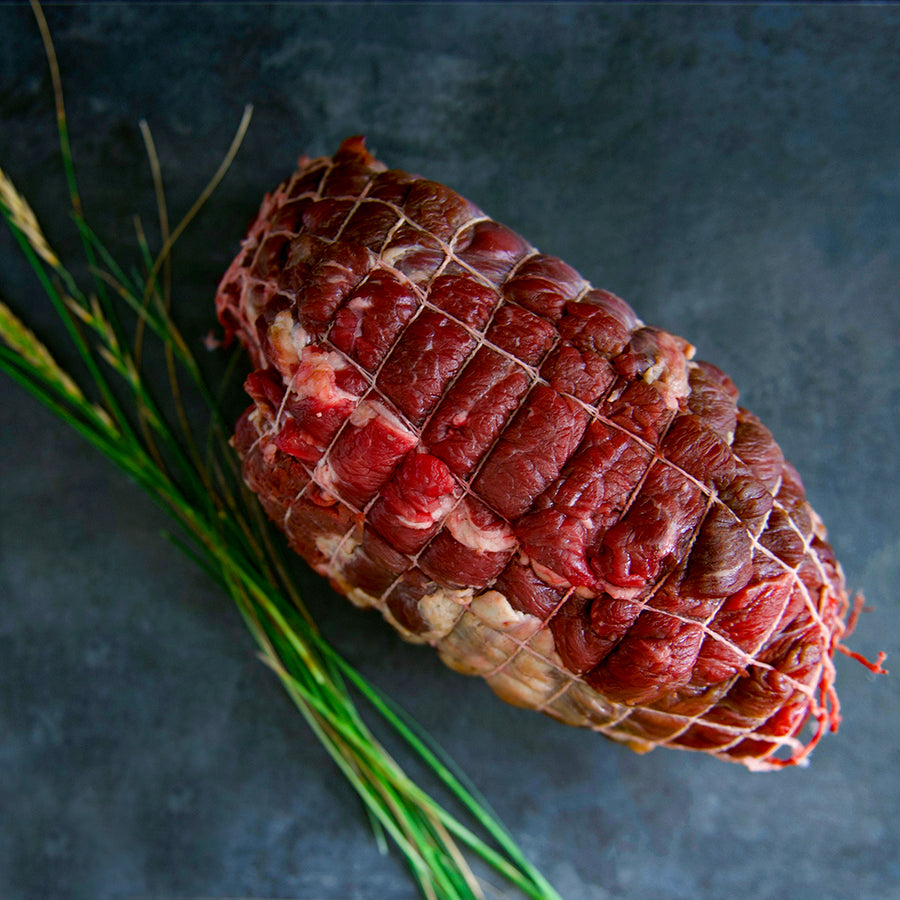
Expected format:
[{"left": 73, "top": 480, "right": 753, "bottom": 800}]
[{"left": 1, "top": 5, "right": 897, "bottom": 899}]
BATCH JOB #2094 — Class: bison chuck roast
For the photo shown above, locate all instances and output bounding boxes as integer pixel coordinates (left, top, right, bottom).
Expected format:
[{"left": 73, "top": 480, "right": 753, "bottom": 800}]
[{"left": 216, "top": 136, "right": 877, "bottom": 770}]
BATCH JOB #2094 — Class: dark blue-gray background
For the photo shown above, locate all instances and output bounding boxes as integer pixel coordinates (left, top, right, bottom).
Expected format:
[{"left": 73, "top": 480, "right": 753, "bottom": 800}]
[{"left": 1, "top": 4, "right": 897, "bottom": 899}]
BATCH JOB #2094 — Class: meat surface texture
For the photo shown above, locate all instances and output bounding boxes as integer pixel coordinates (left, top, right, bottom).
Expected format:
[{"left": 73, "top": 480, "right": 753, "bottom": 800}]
[{"left": 216, "top": 137, "right": 869, "bottom": 770}]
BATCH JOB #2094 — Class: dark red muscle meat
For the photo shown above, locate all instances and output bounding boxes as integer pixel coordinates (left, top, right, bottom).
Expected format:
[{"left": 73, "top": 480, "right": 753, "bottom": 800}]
[{"left": 216, "top": 137, "right": 882, "bottom": 770}]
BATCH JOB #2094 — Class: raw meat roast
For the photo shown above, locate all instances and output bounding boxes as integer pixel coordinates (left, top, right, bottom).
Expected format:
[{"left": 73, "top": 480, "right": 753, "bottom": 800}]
[{"left": 216, "top": 137, "right": 873, "bottom": 770}]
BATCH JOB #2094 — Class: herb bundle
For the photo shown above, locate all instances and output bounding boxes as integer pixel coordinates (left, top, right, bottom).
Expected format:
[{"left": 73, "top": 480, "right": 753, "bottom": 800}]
[{"left": 0, "top": 6, "right": 562, "bottom": 899}]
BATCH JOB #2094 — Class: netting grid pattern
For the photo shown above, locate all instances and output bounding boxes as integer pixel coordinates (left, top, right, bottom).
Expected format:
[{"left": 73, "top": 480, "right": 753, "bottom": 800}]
[{"left": 216, "top": 139, "right": 854, "bottom": 770}]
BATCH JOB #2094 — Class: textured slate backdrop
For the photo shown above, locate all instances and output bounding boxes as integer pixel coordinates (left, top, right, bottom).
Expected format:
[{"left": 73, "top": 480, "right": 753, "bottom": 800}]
[{"left": 1, "top": 4, "right": 898, "bottom": 899}]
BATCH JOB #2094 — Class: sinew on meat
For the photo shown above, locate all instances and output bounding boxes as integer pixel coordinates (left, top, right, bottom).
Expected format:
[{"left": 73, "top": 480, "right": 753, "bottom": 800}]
[{"left": 216, "top": 137, "right": 884, "bottom": 770}]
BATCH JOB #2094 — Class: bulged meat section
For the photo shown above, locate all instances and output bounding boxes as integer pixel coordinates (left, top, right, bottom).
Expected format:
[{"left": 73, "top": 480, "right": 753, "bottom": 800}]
[{"left": 216, "top": 136, "right": 881, "bottom": 770}]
